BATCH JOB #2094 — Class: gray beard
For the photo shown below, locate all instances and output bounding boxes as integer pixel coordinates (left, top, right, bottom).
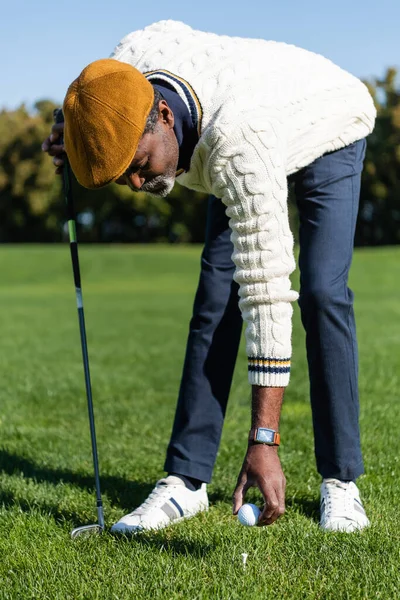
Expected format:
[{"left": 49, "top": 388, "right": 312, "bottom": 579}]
[
  {"left": 125, "top": 173, "right": 175, "bottom": 197},
  {"left": 141, "top": 174, "right": 175, "bottom": 197}
]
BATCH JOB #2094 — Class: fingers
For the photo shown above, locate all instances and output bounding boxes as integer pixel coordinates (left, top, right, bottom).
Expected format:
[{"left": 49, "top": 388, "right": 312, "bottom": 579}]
[
  {"left": 41, "top": 137, "right": 51, "bottom": 152},
  {"left": 46, "top": 144, "right": 65, "bottom": 157},
  {"left": 41, "top": 139, "right": 65, "bottom": 174},
  {"left": 233, "top": 477, "right": 284, "bottom": 524},
  {"left": 51, "top": 122, "right": 64, "bottom": 135},
  {"left": 258, "top": 478, "right": 286, "bottom": 526},
  {"left": 233, "top": 446, "right": 286, "bottom": 526},
  {"left": 42, "top": 139, "right": 64, "bottom": 154},
  {"left": 42, "top": 122, "right": 64, "bottom": 152},
  {"left": 53, "top": 158, "right": 65, "bottom": 169},
  {"left": 42, "top": 119, "right": 66, "bottom": 176},
  {"left": 232, "top": 477, "right": 250, "bottom": 515},
  {"left": 258, "top": 481, "right": 279, "bottom": 525}
]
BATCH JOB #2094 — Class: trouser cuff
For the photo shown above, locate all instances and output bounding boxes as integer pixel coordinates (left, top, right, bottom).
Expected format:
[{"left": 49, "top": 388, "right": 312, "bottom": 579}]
[
  {"left": 318, "top": 459, "right": 364, "bottom": 482},
  {"left": 164, "top": 456, "right": 213, "bottom": 484}
]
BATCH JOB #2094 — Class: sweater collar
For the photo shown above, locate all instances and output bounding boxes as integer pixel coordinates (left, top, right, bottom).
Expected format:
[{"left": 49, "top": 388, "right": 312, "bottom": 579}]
[{"left": 145, "top": 70, "right": 203, "bottom": 174}]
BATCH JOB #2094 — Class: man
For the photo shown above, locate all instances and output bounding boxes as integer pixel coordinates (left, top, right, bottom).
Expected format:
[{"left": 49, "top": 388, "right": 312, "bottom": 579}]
[{"left": 43, "top": 20, "right": 376, "bottom": 533}]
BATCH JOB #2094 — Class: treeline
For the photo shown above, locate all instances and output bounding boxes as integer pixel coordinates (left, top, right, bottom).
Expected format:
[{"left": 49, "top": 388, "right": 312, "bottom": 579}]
[{"left": 0, "top": 68, "right": 399, "bottom": 245}]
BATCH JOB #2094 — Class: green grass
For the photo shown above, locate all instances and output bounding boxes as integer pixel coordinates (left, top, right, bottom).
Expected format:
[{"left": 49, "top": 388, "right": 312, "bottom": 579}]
[{"left": 0, "top": 244, "right": 399, "bottom": 599}]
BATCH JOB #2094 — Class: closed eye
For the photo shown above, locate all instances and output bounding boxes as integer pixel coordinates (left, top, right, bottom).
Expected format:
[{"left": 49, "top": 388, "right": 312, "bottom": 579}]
[
  {"left": 139, "top": 160, "right": 150, "bottom": 172},
  {"left": 125, "top": 159, "right": 150, "bottom": 177}
]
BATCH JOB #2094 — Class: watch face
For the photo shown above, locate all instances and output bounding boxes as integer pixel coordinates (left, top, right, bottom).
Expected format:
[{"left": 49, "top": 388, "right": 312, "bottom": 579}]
[{"left": 256, "top": 428, "right": 275, "bottom": 444}]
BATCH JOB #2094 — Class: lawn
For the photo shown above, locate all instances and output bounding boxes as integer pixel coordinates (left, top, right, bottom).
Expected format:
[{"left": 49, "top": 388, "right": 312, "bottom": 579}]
[{"left": 0, "top": 245, "right": 399, "bottom": 599}]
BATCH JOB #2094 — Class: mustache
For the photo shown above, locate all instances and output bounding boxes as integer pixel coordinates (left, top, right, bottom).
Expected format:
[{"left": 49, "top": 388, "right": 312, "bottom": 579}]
[
  {"left": 141, "top": 175, "right": 175, "bottom": 196},
  {"left": 123, "top": 173, "right": 175, "bottom": 197}
]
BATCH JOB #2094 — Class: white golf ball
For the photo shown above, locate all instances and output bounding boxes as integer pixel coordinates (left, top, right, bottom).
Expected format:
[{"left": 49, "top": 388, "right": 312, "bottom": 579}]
[{"left": 238, "top": 503, "right": 261, "bottom": 526}]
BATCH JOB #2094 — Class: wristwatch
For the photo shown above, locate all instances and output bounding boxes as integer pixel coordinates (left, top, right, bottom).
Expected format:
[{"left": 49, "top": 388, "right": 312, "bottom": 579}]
[{"left": 248, "top": 427, "right": 280, "bottom": 446}]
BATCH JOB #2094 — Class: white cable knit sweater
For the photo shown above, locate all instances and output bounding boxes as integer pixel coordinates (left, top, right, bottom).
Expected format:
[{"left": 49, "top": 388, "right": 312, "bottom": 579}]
[{"left": 111, "top": 20, "right": 376, "bottom": 387}]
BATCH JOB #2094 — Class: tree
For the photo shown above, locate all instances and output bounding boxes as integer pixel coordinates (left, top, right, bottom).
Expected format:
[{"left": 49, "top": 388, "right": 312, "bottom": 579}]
[
  {"left": 0, "top": 101, "right": 62, "bottom": 241},
  {"left": 357, "top": 68, "right": 400, "bottom": 245},
  {"left": 0, "top": 68, "right": 399, "bottom": 245}
]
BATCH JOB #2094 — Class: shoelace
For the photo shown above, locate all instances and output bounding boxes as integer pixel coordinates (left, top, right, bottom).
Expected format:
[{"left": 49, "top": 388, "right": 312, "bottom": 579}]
[
  {"left": 323, "top": 480, "right": 353, "bottom": 517},
  {"left": 135, "top": 484, "right": 179, "bottom": 513}
]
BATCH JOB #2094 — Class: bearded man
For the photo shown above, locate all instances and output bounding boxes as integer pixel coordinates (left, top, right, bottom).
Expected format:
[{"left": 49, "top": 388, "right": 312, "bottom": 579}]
[{"left": 43, "top": 20, "right": 376, "bottom": 533}]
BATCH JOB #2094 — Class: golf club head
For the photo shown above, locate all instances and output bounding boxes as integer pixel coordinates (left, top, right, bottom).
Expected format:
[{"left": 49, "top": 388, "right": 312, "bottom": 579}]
[{"left": 71, "top": 524, "right": 104, "bottom": 539}]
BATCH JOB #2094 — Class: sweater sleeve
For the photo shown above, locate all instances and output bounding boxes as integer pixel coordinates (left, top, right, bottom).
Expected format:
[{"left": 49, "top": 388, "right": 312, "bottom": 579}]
[{"left": 210, "top": 117, "right": 299, "bottom": 387}]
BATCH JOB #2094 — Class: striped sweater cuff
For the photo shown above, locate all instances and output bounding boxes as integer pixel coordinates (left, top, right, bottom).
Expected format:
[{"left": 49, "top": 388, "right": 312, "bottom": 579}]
[{"left": 248, "top": 357, "right": 291, "bottom": 387}]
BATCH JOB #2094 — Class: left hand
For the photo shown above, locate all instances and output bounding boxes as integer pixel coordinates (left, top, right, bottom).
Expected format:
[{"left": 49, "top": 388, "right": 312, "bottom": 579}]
[
  {"left": 232, "top": 443, "right": 286, "bottom": 526},
  {"left": 41, "top": 119, "right": 65, "bottom": 175}
]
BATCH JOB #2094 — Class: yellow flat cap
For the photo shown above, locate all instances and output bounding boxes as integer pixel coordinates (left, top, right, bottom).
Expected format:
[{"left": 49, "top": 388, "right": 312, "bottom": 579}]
[{"left": 63, "top": 59, "right": 154, "bottom": 189}]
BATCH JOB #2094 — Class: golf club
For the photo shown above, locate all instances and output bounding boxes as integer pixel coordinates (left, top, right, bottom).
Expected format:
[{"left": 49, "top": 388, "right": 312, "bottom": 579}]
[{"left": 54, "top": 109, "right": 105, "bottom": 539}]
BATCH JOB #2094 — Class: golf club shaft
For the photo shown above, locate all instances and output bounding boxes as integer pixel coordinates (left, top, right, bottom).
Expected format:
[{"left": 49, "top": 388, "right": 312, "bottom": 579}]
[{"left": 55, "top": 110, "right": 105, "bottom": 530}]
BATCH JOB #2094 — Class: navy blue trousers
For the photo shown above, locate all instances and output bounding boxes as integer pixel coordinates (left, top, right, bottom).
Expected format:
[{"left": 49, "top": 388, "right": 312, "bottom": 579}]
[{"left": 164, "top": 139, "right": 367, "bottom": 483}]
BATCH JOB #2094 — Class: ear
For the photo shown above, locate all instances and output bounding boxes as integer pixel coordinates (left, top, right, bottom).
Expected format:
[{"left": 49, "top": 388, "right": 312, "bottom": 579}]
[{"left": 158, "top": 99, "right": 175, "bottom": 129}]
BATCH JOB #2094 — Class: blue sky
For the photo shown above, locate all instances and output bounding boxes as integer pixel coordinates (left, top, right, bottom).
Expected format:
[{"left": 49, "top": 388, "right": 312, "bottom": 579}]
[{"left": 1, "top": 0, "right": 399, "bottom": 110}]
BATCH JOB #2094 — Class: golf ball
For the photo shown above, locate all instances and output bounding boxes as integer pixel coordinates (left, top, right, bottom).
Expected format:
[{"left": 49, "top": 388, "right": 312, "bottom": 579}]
[{"left": 238, "top": 503, "right": 261, "bottom": 526}]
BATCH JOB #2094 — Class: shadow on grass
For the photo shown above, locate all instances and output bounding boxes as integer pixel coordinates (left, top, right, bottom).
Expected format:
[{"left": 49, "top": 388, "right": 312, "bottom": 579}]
[
  {"left": 0, "top": 450, "right": 214, "bottom": 555},
  {"left": 115, "top": 531, "right": 214, "bottom": 557},
  {"left": 0, "top": 449, "right": 153, "bottom": 511},
  {"left": 0, "top": 450, "right": 320, "bottom": 533},
  {"left": 0, "top": 487, "right": 86, "bottom": 528},
  {"left": 285, "top": 495, "right": 320, "bottom": 522}
]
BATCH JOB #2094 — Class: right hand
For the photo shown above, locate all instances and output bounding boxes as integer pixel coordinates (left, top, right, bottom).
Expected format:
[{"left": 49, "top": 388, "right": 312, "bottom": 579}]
[
  {"left": 41, "top": 121, "right": 65, "bottom": 175},
  {"left": 232, "top": 444, "right": 286, "bottom": 526}
]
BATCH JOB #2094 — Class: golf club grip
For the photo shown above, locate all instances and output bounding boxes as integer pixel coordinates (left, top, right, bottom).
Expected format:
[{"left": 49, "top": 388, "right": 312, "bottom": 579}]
[{"left": 53, "top": 109, "right": 81, "bottom": 290}]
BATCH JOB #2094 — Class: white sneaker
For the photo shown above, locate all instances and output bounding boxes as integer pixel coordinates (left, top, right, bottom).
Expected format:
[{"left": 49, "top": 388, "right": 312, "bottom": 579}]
[
  {"left": 320, "top": 478, "right": 370, "bottom": 532},
  {"left": 111, "top": 475, "right": 209, "bottom": 534}
]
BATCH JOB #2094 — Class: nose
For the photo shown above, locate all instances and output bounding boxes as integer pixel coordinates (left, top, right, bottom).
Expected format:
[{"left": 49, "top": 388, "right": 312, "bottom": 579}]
[
  {"left": 130, "top": 172, "right": 145, "bottom": 190},
  {"left": 115, "top": 173, "right": 145, "bottom": 190}
]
